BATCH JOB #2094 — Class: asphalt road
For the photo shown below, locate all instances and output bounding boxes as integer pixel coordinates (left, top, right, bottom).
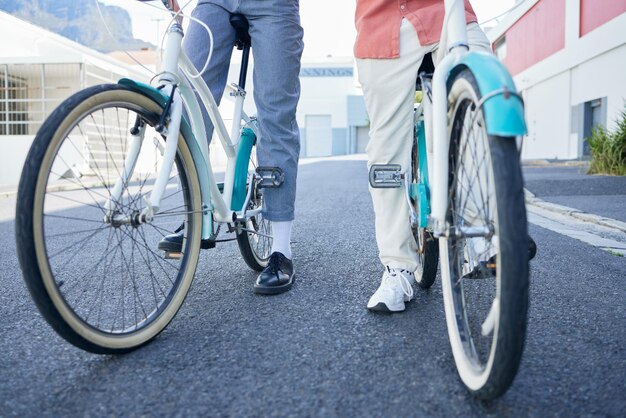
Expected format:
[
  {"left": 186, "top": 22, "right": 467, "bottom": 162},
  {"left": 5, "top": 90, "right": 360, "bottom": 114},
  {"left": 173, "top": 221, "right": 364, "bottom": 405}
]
[{"left": 1, "top": 158, "right": 625, "bottom": 417}]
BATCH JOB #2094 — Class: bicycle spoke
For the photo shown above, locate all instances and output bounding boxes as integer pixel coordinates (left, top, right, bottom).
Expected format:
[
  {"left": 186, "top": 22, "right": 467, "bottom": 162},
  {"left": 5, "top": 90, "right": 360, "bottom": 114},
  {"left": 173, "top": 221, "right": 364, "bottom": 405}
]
[
  {"left": 146, "top": 222, "right": 178, "bottom": 238},
  {"left": 446, "top": 91, "right": 500, "bottom": 371},
  {"left": 47, "top": 223, "right": 109, "bottom": 260},
  {"left": 60, "top": 228, "right": 117, "bottom": 300},
  {"left": 86, "top": 234, "right": 120, "bottom": 327},
  {"left": 45, "top": 191, "right": 106, "bottom": 213},
  {"left": 136, "top": 226, "right": 179, "bottom": 286},
  {"left": 75, "top": 123, "right": 113, "bottom": 198}
]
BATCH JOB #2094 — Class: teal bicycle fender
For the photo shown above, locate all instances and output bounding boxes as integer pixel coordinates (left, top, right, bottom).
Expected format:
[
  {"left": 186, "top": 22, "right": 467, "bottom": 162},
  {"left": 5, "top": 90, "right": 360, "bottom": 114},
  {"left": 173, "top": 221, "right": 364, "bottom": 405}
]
[
  {"left": 231, "top": 127, "right": 256, "bottom": 211},
  {"left": 452, "top": 51, "right": 527, "bottom": 137},
  {"left": 118, "top": 78, "right": 214, "bottom": 240}
]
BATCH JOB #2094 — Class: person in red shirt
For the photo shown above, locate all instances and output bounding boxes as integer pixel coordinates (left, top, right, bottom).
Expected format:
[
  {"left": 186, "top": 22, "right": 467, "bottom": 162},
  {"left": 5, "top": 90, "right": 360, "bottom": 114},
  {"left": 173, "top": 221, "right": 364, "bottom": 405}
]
[{"left": 355, "top": 0, "right": 492, "bottom": 313}]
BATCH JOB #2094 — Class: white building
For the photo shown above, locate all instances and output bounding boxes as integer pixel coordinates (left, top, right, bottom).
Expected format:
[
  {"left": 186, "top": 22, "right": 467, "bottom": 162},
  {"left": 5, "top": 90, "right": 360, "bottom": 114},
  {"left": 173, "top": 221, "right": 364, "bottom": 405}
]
[
  {"left": 0, "top": 11, "right": 151, "bottom": 186},
  {"left": 298, "top": 57, "right": 368, "bottom": 157},
  {"left": 488, "top": 0, "right": 626, "bottom": 160}
]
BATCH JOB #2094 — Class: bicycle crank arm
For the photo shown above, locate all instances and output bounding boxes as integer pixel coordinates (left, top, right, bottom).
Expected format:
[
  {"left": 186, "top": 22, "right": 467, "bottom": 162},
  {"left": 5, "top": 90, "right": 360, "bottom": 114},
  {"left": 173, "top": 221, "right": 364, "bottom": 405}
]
[{"left": 239, "top": 228, "right": 273, "bottom": 239}]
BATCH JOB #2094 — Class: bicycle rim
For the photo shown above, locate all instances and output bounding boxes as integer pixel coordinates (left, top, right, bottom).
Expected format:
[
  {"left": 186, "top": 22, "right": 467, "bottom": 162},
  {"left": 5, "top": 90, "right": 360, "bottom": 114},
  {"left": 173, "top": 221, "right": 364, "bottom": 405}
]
[{"left": 441, "top": 70, "right": 528, "bottom": 398}]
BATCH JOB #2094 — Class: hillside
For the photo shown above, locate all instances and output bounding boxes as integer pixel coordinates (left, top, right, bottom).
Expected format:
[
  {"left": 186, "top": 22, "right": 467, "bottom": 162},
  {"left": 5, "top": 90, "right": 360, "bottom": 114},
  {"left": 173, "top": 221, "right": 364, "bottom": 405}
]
[{"left": 0, "top": 0, "right": 153, "bottom": 53}]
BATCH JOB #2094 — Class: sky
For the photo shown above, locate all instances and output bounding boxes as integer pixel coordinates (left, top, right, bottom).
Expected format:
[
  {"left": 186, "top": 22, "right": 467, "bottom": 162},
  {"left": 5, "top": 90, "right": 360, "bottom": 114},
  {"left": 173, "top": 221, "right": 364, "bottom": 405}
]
[{"left": 101, "top": 0, "right": 516, "bottom": 57}]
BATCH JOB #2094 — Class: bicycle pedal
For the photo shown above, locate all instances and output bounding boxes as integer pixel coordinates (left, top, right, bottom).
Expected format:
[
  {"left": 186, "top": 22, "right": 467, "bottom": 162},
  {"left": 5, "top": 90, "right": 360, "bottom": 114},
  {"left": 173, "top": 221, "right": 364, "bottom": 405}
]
[
  {"left": 201, "top": 239, "right": 216, "bottom": 249},
  {"left": 369, "top": 164, "right": 403, "bottom": 188},
  {"left": 256, "top": 167, "right": 284, "bottom": 188},
  {"left": 164, "top": 251, "right": 182, "bottom": 260}
]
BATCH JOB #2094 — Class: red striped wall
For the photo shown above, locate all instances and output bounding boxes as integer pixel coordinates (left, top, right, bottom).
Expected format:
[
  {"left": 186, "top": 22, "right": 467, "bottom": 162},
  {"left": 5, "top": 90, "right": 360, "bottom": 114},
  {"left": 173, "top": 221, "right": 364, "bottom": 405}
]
[
  {"left": 500, "top": 0, "right": 566, "bottom": 75},
  {"left": 580, "top": 0, "right": 626, "bottom": 36}
]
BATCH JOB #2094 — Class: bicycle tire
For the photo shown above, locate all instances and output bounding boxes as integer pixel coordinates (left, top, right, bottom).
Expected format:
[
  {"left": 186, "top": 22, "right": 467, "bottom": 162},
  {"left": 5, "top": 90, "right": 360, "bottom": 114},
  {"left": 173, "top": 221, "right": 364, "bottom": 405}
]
[
  {"left": 236, "top": 152, "right": 272, "bottom": 271},
  {"left": 15, "top": 84, "right": 202, "bottom": 354},
  {"left": 410, "top": 129, "right": 439, "bottom": 289},
  {"left": 440, "top": 68, "right": 529, "bottom": 399}
]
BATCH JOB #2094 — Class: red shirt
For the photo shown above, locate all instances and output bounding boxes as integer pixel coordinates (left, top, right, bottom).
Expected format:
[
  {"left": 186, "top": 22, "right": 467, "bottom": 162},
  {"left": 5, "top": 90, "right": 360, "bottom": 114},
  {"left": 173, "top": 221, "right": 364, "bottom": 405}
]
[{"left": 355, "top": 0, "right": 478, "bottom": 59}]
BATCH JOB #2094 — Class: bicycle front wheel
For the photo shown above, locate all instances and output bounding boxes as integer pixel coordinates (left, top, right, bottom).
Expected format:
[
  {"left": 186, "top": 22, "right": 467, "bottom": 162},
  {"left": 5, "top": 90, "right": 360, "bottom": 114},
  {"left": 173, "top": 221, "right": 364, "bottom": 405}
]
[
  {"left": 440, "top": 69, "right": 529, "bottom": 399},
  {"left": 16, "top": 84, "right": 202, "bottom": 354}
]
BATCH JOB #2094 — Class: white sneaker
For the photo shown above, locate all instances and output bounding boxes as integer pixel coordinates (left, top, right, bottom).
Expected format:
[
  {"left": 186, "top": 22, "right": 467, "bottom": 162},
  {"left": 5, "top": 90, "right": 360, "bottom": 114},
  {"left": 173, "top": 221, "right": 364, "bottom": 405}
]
[{"left": 367, "top": 267, "right": 415, "bottom": 312}]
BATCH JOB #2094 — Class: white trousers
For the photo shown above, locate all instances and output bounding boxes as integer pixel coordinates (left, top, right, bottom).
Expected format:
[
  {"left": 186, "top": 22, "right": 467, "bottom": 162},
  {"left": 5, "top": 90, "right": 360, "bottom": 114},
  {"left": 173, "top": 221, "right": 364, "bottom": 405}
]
[{"left": 356, "top": 19, "right": 491, "bottom": 271}]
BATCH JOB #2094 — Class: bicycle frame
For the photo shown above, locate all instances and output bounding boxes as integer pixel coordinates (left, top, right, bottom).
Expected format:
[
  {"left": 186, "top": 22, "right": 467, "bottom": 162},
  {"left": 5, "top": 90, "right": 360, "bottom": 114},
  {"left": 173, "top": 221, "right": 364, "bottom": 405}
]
[
  {"left": 425, "top": 0, "right": 527, "bottom": 236},
  {"left": 105, "top": 20, "right": 258, "bottom": 242}
]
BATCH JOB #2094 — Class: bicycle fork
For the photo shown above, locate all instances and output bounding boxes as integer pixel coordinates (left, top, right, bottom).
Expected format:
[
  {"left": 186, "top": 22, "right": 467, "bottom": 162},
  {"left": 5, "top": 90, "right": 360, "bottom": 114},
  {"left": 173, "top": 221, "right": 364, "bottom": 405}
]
[{"left": 103, "top": 86, "right": 184, "bottom": 226}]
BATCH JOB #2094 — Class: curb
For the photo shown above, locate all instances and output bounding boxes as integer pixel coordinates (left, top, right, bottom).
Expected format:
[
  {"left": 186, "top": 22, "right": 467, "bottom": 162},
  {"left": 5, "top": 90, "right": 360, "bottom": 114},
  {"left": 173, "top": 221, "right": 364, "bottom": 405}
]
[
  {"left": 524, "top": 189, "right": 626, "bottom": 234},
  {"left": 522, "top": 159, "right": 589, "bottom": 168}
]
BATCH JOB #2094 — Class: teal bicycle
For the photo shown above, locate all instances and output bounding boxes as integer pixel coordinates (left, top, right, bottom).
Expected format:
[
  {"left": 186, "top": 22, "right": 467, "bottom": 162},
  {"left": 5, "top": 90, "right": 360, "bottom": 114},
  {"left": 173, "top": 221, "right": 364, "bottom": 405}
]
[{"left": 16, "top": 2, "right": 273, "bottom": 354}]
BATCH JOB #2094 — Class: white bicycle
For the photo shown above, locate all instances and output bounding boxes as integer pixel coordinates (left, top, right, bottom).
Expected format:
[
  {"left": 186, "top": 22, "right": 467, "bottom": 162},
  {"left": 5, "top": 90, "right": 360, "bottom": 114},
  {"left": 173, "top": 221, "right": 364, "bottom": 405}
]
[
  {"left": 369, "top": 0, "right": 530, "bottom": 399},
  {"left": 16, "top": 1, "right": 274, "bottom": 353}
]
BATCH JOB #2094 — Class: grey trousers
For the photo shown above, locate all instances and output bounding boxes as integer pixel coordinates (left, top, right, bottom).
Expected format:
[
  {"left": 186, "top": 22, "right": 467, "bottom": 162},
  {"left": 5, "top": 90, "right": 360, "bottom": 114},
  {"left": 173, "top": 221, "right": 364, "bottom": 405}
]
[{"left": 184, "top": 0, "right": 304, "bottom": 222}]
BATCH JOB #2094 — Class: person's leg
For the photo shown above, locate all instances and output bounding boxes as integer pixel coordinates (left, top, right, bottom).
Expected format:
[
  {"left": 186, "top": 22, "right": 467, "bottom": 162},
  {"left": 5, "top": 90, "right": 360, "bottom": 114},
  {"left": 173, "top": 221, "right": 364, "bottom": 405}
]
[
  {"left": 239, "top": 0, "right": 303, "bottom": 294},
  {"left": 183, "top": 3, "right": 237, "bottom": 142},
  {"left": 357, "top": 19, "right": 430, "bottom": 273},
  {"left": 357, "top": 19, "right": 433, "bottom": 312},
  {"left": 241, "top": 0, "right": 303, "bottom": 224}
]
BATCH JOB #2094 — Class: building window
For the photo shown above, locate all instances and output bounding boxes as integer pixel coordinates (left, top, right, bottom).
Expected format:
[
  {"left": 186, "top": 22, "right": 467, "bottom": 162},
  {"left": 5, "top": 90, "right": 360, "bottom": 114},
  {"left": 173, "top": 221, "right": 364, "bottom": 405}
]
[
  {"left": 0, "top": 63, "right": 83, "bottom": 136},
  {"left": 0, "top": 70, "right": 29, "bottom": 135},
  {"left": 494, "top": 36, "right": 507, "bottom": 60}
]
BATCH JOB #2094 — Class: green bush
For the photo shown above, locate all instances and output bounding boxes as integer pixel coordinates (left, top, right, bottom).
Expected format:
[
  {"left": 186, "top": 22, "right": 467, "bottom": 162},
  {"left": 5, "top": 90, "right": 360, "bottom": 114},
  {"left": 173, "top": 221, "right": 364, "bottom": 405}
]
[{"left": 587, "top": 106, "right": 626, "bottom": 176}]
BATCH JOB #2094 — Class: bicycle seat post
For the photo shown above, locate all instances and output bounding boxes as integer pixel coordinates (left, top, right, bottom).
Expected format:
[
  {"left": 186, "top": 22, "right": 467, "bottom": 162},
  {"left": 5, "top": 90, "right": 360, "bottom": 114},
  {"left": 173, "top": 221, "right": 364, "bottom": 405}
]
[
  {"left": 230, "top": 14, "right": 252, "bottom": 90},
  {"left": 238, "top": 44, "right": 250, "bottom": 90}
]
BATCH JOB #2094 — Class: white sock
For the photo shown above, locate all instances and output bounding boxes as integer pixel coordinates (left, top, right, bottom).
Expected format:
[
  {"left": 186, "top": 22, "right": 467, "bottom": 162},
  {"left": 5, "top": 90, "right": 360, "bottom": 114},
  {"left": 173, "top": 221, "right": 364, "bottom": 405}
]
[{"left": 270, "top": 221, "right": 292, "bottom": 259}]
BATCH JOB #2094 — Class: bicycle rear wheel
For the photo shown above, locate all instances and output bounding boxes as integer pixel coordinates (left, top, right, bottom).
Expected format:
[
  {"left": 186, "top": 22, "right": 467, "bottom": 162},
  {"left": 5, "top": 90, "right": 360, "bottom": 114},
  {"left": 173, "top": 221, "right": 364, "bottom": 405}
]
[
  {"left": 440, "top": 69, "right": 529, "bottom": 399},
  {"left": 411, "top": 126, "right": 439, "bottom": 289},
  {"left": 236, "top": 150, "right": 272, "bottom": 271},
  {"left": 16, "top": 84, "right": 202, "bottom": 354}
]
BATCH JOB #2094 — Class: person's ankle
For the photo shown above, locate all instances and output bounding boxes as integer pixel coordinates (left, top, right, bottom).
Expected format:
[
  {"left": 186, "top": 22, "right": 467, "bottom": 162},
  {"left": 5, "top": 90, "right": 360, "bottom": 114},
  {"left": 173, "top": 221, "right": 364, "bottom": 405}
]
[{"left": 270, "top": 220, "right": 292, "bottom": 259}]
